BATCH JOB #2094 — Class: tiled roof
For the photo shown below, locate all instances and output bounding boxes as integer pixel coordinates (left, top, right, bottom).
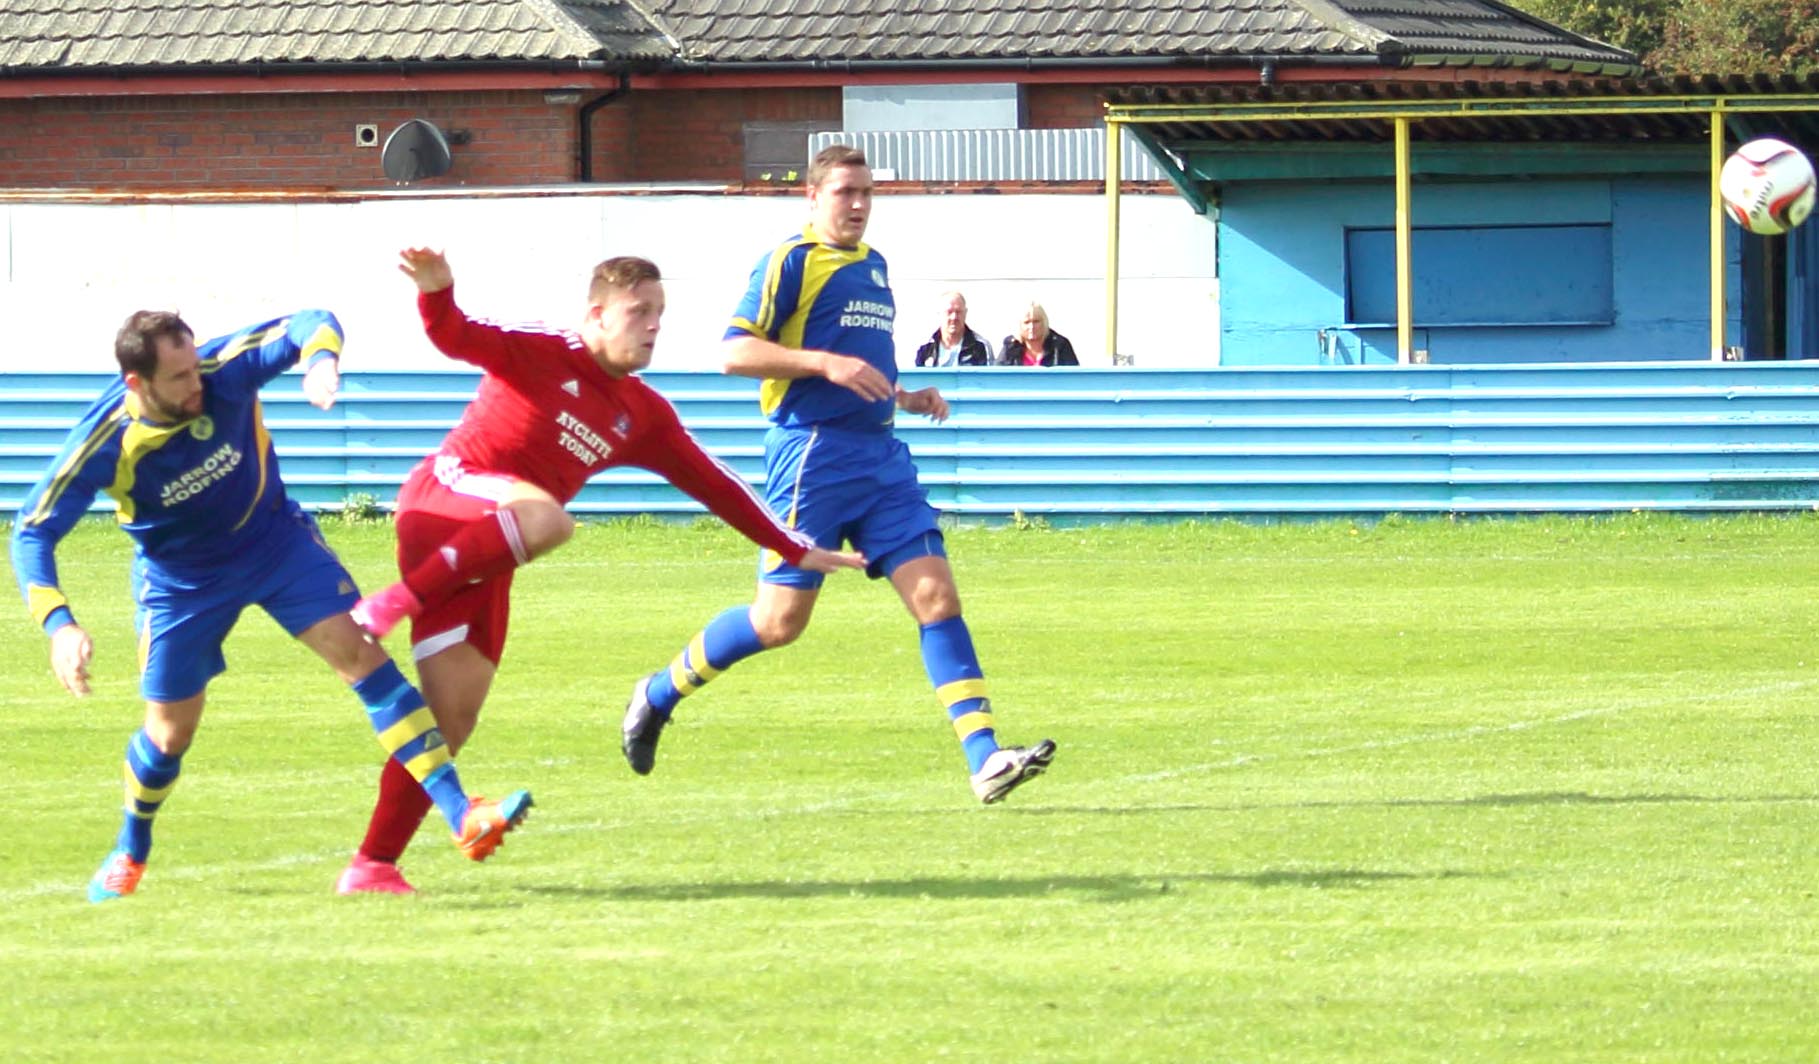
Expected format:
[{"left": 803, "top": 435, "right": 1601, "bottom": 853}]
[
  {"left": 646, "top": 0, "right": 1369, "bottom": 62},
  {"left": 643, "top": 0, "right": 1635, "bottom": 69},
  {"left": 0, "top": 0, "right": 1635, "bottom": 72},
  {"left": 1106, "top": 72, "right": 1819, "bottom": 145},
  {"left": 0, "top": 0, "right": 672, "bottom": 69},
  {"left": 1332, "top": 0, "right": 1630, "bottom": 65}
]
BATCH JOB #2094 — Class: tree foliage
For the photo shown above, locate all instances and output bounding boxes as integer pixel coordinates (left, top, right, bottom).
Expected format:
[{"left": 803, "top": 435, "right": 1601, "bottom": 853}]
[
  {"left": 1649, "top": 0, "right": 1819, "bottom": 76},
  {"left": 1513, "top": 0, "right": 1819, "bottom": 75},
  {"left": 1515, "top": 0, "right": 1673, "bottom": 64}
]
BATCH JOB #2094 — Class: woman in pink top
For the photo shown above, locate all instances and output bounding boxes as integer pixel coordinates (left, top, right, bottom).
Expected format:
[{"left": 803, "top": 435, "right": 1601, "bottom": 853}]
[{"left": 996, "top": 302, "right": 1079, "bottom": 366}]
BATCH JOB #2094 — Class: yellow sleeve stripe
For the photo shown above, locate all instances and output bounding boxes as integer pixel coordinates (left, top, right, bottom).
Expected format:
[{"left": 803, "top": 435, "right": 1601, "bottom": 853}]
[
  {"left": 299, "top": 321, "right": 343, "bottom": 363},
  {"left": 377, "top": 707, "right": 440, "bottom": 755},
  {"left": 951, "top": 710, "right": 995, "bottom": 741},
  {"left": 200, "top": 322, "right": 288, "bottom": 373},
  {"left": 402, "top": 747, "right": 453, "bottom": 781},
  {"left": 124, "top": 763, "right": 178, "bottom": 804},
  {"left": 729, "top": 317, "right": 764, "bottom": 337},
  {"left": 27, "top": 585, "right": 69, "bottom": 628},
  {"left": 22, "top": 404, "right": 127, "bottom": 527},
  {"left": 936, "top": 678, "right": 989, "bottom": 707}
]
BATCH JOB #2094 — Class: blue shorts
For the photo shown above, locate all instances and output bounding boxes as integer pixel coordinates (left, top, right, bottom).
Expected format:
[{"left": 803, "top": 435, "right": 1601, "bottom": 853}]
[
  {"left": 759, "top": 424, "right": 945, "bottom": 589},
  {"left": 131, "top": 508, "right": 360, "bottom": 703}
]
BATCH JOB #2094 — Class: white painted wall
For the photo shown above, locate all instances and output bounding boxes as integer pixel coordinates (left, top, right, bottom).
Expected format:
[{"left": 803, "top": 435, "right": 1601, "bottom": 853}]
[{"left": 0, "top": 190, "right": 1217, "bottom": 373}]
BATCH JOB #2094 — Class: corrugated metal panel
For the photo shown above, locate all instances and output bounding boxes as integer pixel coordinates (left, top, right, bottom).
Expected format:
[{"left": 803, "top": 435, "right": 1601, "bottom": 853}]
[
  {"left": 8, "top": 364, "right": 1819, "bottom": 519},
  {"left": 807, "top": 128, "right": 1170, "bottom": 182}
]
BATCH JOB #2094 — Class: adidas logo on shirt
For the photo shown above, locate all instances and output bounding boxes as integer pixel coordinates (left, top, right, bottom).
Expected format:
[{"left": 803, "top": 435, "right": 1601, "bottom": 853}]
[{"left": 561, "top": 380, "right": 580, "bottom": 397}]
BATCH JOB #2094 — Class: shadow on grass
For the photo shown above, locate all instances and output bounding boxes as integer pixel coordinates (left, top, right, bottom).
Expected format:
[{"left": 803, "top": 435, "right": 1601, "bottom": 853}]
[{"left": 512, "top": 867, "right": 1481, "bottom": 904}]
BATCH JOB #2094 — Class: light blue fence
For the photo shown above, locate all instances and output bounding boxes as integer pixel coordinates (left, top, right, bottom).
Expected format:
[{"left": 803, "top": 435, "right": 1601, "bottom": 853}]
[{"left": 6, "top": 364, "right": 1819, "bottom": 519}]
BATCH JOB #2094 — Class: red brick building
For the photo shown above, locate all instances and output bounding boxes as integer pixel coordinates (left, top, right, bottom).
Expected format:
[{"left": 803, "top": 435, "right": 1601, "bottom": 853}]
[{"left": 0, "top": 0, "right": 1637, "bottom": 191}]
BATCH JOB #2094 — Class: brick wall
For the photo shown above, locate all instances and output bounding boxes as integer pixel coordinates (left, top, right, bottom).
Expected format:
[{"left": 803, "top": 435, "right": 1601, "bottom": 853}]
[
  {"left": 0, "top": 91, "right": 592, "bottom": 189},
  {"left": 0, "top": 83, "right": 1110, "bottom": 189},
  {"left": 624, "top": 88, "right": 842, "bottom": 182},
  {"left": 1025, "top": 84, "right": 1115, "bottom": 128}
]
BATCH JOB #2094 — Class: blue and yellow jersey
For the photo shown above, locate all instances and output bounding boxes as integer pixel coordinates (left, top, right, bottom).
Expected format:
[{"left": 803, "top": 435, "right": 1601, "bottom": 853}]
[
  {"left": 9, "top": 311, "right": 343, "bottom": 634},
  {"left": 725, "top": 226, "right": 898, "bottom": 433}
]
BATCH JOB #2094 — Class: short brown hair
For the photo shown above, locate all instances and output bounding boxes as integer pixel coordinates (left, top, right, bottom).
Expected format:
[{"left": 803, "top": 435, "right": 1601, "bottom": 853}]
[
  {"left": 807, "top": 144, "right": 868, "bottom": 189},
  {"left": 115, "top": 310, "right": 194, "bottom": 378},
  {"left": 588, "top": 256, "right": 661, "bottom": 303}
]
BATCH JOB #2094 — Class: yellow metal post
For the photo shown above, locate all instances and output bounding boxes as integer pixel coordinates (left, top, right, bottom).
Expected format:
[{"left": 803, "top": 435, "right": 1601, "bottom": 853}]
[
  {"left": 1394, "top": 118, "right": 1413, "bottom": 363},
  {"left": 1106, "top": 119, "right": 1122, "bottom": 365},
  {"left": 1710, "top": 109, "right": 1726, "bottom": 360}
]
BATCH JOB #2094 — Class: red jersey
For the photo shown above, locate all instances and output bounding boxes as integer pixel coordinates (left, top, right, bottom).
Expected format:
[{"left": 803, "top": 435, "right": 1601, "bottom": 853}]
[{"left": 417, "top": 286, "right": 815, "bottom": 566}]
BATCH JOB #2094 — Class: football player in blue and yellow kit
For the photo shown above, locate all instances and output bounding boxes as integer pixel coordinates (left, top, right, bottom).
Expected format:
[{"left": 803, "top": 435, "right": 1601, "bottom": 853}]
[
  {"left": 622, "top": 145, "right": 1056, "bottom": 803},
  {"left": 11, "top": 309, "right": 532, "bottom": 902}
]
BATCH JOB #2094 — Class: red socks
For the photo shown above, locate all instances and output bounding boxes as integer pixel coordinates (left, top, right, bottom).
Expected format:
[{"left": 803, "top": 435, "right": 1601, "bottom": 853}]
[
  {"left": 357, "top": 756, "right": 436, "bottom": 862},
  {"left": 401, "top": 508, "right": 528, "bottom": 605}
]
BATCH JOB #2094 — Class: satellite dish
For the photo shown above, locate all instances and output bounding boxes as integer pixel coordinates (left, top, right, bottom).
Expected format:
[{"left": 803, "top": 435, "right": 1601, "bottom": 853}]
[{"left": 381, "top": 119, "right": 453, "bottom": 183}]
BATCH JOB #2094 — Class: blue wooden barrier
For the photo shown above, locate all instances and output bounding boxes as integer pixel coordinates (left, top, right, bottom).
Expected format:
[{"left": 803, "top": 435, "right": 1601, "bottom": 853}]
[{"left": 5, "top": 364, "right": 1819, "bottom": 519}]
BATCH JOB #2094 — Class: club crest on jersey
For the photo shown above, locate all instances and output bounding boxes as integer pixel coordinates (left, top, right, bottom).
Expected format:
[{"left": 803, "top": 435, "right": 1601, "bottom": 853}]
[
  {"left": 189, "top": 416, "right": 214, "bottom": 441},
  {"left": 614, "top": 414, "right": 631, "bottom": 436},
  {"left": 871, "top": 267, "right": 887, "bottom": 288}
]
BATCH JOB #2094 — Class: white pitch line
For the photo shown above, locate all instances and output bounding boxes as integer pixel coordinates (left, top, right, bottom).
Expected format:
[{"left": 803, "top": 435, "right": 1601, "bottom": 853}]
[
  {"left": 1124, "top": 677, "right": 1819, "bottom": 785},
  {"left": 5, "top": 677, "right": 1813, "bottom": 904}
]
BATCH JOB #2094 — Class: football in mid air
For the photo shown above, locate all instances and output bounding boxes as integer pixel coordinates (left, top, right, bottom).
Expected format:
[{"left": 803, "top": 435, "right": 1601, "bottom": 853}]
[{"left": 1720, "top": 137, "right": 1817, "bottom": 236}]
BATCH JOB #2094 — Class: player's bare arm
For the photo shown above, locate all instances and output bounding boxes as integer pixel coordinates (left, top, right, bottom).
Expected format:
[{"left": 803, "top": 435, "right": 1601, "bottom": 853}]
[
  {"left": 302, "top": 358, "right": 340, "bottom": 411},
  {"left": 723, "top": 335, "right": 894, "bottom": 402},
  {"left": 797, "top": 546, "right": 867, "bottom": 573},
  {"left": 896, "top": 385, "right": 949, "bottom": 422},
  {"left": 49, "top": 620, "right": 94, "bottom": 697},
  {"left": 398, "top": 247, "right": 455, "bottom": 293}
]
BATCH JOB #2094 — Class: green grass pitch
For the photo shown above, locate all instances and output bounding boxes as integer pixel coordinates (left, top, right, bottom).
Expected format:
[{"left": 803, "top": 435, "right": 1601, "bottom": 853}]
[{"left": 4, "top": 513, "right": 1818, "bottom": 1062}]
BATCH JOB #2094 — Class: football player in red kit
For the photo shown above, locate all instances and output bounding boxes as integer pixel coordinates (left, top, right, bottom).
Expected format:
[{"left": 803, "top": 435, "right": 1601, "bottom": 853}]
[{"left": 336, "top": 248, "right": 863, "bottom": 894}]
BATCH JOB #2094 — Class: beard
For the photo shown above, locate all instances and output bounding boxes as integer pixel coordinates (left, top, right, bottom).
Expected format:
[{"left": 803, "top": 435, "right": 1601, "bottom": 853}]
[{"left": 143, "top": 388, "right": 202, "bottom": 422}]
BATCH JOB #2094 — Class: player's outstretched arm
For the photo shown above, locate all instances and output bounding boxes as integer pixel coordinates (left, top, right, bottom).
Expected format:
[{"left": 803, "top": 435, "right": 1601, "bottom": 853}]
[
  {"left": 49, "top": 622, "right": 94, "bottom": 697},
  {"left": 302, "top": 357, "right": 340, "bottom": 411},
  {"left": 398, "top": 247, "right": 455, "bottom": 293},
  {"left": 896, "top": 385, "right": 949, "bottom": 422},
  {"left": 723, "top": 335, "right": 894, "bottom": 402},
  {"left": 798, "top": 546, "right": 867, "bottom": 573},
  {"left": 12, "top": 412, "right": 116, "bottom": 698}
]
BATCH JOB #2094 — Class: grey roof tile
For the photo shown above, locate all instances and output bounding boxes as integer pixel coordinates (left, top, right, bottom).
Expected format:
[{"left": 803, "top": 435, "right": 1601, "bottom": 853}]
[
  {"left": 0, "top": 0, "right": 1634, "bottom": 73},
  {"left": 0, "top": 0, "right": 674, "bottom": 68},
  {"left": 647, "top": 0, "right": 1628, "bottom": 66}
]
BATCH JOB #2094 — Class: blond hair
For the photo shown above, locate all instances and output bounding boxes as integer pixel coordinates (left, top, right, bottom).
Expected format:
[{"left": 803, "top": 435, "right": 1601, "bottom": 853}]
[{"left": 588, "top": 256, "right": 661, "bottom": 303}]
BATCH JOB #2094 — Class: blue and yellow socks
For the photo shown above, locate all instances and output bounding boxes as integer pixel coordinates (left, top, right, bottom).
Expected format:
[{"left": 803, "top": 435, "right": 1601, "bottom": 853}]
[
  {"left": 116, "top": 728, "right": 182, "bottom": 862},
  {"left": 645, "top": 606, "right": 768, "bottom": 716},
  {"left": 641, "top": 609, "right": 1000, "bottom": 776},
  {"left": 921, "top": 616, "right": 999, "bottom": 773},
  {"left": 354, "top": 660, "right": 467, "bottom": 832}
]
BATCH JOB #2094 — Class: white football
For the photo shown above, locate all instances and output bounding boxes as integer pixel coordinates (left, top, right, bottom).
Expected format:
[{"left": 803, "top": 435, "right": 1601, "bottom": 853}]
[{"left": 1720, "top": 137, "right": 1817, "bottom": 236}]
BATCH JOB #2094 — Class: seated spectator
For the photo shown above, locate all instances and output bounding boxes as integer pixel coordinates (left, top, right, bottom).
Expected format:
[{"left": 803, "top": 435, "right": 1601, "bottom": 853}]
[
  {"left": 997, "top": 303, "right": 1079, "bottom": 366},
  {"left": 914, "top": 291, "right": 992, "bottom": 367}
]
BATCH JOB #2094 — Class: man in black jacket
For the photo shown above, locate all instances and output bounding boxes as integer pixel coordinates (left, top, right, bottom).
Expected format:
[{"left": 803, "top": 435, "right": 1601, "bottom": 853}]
[{"left": 914, "top": 291, "right": 992, "bottom": 367}]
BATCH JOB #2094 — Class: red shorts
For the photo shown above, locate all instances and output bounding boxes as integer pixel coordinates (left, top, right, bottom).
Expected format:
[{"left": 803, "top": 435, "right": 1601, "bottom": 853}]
[{"left": 395, "top": 455, "right": 520, "bottom": 665}]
